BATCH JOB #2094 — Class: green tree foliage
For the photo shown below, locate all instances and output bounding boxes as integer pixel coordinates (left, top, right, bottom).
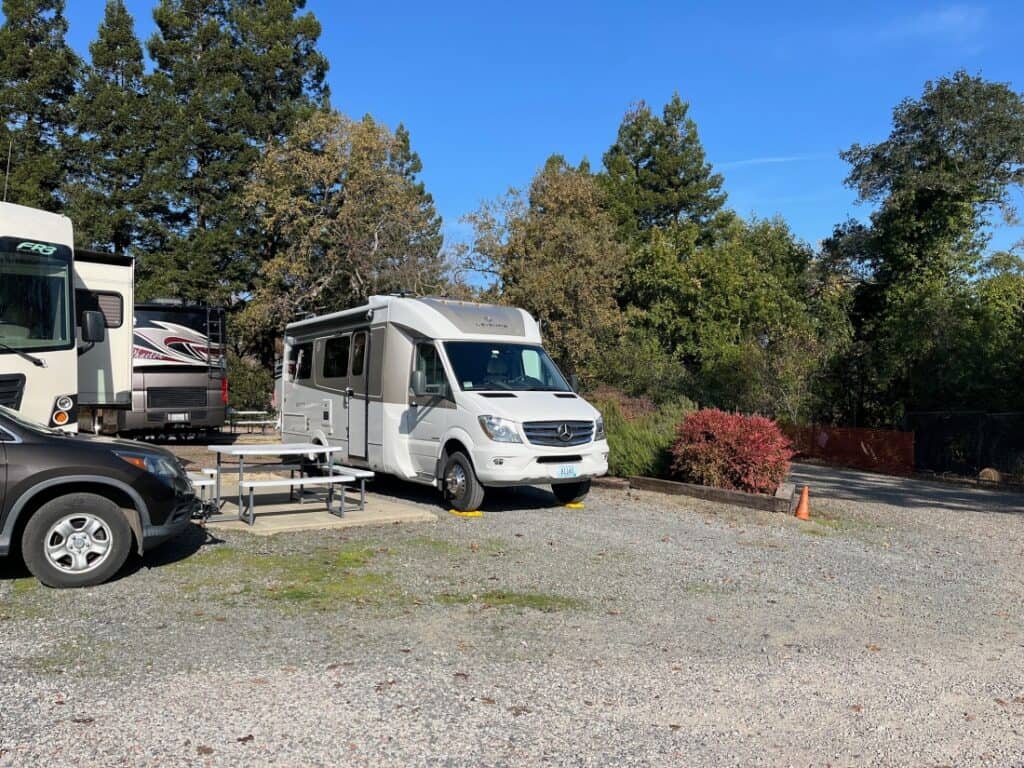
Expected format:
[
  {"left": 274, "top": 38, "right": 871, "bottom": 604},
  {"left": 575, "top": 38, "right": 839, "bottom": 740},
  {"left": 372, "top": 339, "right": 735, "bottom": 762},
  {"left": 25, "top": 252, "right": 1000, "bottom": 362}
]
[
  {"left": 830, "top": 71, "right": 1024, "bottom": 425},
  {"left": 141, "top": 0, "right": 328, "bottom": 303},
  {"left": 65, "top": 0, "right": 151, "bottom": 254},
  {"left": 464, "top": 156, "right": 628, "bottom": 384},
  {"left": 0, "top": 0, "right": 79, "bottom": 211},
  {"left": 602, "top": 93, "right": 726, "bottom": 236},
  {"left": 239, "top": 110, "right": 444, "bottom": 358}
]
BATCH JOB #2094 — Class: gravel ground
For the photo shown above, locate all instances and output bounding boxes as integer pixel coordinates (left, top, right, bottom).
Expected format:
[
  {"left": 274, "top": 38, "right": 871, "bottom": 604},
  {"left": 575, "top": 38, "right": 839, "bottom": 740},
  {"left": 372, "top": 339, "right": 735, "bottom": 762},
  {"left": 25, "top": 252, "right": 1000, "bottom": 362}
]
[{"left": 3, "top": 462, "right": 1024, "bottom": 767}]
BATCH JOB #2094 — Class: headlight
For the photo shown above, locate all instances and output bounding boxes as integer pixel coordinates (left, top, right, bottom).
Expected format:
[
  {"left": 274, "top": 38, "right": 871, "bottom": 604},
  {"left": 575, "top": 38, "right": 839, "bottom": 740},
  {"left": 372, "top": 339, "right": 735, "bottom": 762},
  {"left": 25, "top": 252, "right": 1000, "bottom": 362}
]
[
  {"left": 114, "top": 451, "right": 183, "bottom": 487},
  {"left": 478, "top": 415, "right": 522, "bottom": 443},
  {"left": 594, "top": 414, "right": 606, "bottom": 441}
]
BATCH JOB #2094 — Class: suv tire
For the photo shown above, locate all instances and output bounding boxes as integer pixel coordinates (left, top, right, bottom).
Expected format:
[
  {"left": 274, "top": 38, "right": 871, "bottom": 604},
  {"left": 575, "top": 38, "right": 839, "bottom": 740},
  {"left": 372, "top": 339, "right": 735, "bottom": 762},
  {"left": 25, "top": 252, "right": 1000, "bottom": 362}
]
[
  {"left": 22, "top": 493, "right": 132, "bottom": 588},
  {"left": 552, "top": 480, "right": 591, "bottom": 505},
  {"left": 442, "top": 451, "right": 485, "bottom": 512}
]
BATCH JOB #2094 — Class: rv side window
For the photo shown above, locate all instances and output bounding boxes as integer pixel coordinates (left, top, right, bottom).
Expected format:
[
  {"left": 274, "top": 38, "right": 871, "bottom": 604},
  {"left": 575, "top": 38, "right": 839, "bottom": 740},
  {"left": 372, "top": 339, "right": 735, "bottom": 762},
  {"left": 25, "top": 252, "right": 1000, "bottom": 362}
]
[
  {"left": 351, "top": 332, "right": 367, "bottom": 377},
  {"left": 291, "top": 342, "right": 312, "bottom": 381},
  {"left": 323, "top": 336, "right": 350, "bottom": 379},
  {"left": 414, "top": 343, "right": 447, "bottom": 394},
  {"left": 75, "top": 289, "right": 123, "bottom": 328}
]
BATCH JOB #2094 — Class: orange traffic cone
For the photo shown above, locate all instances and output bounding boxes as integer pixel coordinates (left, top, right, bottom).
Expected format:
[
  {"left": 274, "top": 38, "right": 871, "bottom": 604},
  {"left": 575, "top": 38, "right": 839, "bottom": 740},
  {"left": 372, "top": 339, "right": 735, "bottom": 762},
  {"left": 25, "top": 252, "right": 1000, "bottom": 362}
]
[{"left": 794, "top": 486, "right": 810, "bottom": 520}]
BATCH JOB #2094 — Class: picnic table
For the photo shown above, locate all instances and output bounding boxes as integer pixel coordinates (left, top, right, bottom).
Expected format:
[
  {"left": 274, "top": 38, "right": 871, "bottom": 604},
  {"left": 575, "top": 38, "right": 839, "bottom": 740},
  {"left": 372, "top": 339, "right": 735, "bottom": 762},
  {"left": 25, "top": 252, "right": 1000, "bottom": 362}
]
[
  {"left": 227, "top": 410, "right": 277, "bottom": 433},
  {"left": 206, "top": 442, "right": 354, "bottom": 525}
]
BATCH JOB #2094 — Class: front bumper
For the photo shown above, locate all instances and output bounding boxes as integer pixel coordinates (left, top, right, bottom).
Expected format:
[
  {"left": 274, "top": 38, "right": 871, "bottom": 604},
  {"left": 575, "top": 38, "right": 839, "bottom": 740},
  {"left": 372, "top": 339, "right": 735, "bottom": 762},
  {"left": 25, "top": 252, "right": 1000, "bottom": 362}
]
[
  {"left": 141, "top": 495, "right": 198, "bottom": 551},
  {"left": 471, "top": 440, "right": 609, "bottom": 486}
]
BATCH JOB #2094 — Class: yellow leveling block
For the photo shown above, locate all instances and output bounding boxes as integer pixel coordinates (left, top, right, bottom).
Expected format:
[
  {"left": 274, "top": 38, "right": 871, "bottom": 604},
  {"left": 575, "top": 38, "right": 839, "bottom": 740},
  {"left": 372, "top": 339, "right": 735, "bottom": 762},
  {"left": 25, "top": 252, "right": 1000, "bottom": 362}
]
[
  {"left": 564, "top": 503, "right": 585, "bottom": 509},
  {"left": 449, "top": 509, "right": 484, "bottom": 518}
]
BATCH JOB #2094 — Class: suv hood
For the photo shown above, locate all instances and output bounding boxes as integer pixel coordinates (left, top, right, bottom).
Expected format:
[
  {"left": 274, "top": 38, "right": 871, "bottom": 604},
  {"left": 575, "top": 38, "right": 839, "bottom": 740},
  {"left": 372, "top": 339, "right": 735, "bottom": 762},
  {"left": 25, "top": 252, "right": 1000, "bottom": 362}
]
[
  {"left": 460, "top": 391, "right": 599, "bottom": 423},
  {"left": 68, "top": 432, "right": 178, "bottom": 460}
]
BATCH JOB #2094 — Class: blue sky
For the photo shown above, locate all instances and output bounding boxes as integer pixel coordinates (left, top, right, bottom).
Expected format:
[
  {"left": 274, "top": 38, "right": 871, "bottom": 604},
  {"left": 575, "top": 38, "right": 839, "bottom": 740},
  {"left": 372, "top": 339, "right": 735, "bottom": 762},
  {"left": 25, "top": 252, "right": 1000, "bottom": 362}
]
[{"left": 58, "top": 1, "right": 1024, "bottom": 251}]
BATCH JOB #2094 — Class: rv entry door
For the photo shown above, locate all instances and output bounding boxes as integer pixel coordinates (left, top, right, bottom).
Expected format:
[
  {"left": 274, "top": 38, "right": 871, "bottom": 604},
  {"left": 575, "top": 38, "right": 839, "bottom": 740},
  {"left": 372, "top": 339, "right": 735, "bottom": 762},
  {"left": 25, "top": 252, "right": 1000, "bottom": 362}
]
[{"left": 348, "top": 331, "right": 369, "bottom": 459}]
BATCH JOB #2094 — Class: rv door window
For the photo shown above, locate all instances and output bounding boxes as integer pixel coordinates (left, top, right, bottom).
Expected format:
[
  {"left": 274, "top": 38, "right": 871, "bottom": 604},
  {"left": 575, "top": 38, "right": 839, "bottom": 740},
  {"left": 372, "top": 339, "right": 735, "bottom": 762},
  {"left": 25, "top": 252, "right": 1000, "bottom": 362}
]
[
  {"left": 323, "top": 335, "right": 350, "bottom": 379},
  {"left": 291, "top": 342, "right": 312, "bottom": 381},
  {"left": 414, "top": 342, "right": 447, "bottom": 395},
  {"left": 75, "top": 289, "right": 123, "bottom": 328},
  {"left": 351, "top": 332, "right": 367, "bottom": 377}
]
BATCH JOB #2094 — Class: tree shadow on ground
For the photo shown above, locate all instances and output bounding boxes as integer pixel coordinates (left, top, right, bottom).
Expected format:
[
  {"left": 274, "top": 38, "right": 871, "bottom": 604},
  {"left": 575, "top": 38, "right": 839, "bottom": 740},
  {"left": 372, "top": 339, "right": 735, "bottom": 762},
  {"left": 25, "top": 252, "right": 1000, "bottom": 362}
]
[{"left": 363, "top": 473, "right": 561, "bottom": 513}]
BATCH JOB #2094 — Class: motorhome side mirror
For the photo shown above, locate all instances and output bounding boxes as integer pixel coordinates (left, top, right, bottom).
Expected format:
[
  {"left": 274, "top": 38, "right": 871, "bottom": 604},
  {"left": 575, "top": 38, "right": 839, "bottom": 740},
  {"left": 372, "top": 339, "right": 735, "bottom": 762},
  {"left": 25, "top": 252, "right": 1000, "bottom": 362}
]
[
  {"left": 82, "top": 310, "right": 106, "bottom": 343},
  {"left": 410, "top": 370, "right": 427, "bottom": 398},
  {"left": 569, "top": 373, "right": 579, "bottom": 393}
]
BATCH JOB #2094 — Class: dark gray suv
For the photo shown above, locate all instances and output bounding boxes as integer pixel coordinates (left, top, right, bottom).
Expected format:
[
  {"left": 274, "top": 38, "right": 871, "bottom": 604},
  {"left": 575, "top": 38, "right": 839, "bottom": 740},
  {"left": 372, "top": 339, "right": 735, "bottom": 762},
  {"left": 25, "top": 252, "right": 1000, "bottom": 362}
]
[{"left": 0, "top": 405, "right": 198, "bottom": 587}]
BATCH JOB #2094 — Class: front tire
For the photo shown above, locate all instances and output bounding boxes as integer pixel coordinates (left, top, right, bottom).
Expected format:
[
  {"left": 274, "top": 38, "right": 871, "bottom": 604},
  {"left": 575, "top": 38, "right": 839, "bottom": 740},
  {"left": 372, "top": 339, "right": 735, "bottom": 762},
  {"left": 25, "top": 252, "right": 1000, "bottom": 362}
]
[
  {"left": 552, "top": 480, "right": 591, "bottom": 505},
  {"left": 21, "top": 493, "right": 132, "bottom": 588},
  {"left": 442, "top": 451, "right": 485, "bottom": 512}
]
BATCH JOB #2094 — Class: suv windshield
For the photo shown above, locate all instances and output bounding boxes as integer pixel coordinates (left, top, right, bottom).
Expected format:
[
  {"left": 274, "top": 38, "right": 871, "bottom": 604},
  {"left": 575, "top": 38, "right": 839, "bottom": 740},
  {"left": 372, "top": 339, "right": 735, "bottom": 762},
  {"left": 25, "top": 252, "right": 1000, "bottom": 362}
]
[
  {"left": 0, "top": 404, "right": 65, "bottom": 436},
  {"left": 444, "top": 342, "right": 571, "bottom": 392},
  {"left": 0, "top": 237, "right": 73, "bottom": 352}
]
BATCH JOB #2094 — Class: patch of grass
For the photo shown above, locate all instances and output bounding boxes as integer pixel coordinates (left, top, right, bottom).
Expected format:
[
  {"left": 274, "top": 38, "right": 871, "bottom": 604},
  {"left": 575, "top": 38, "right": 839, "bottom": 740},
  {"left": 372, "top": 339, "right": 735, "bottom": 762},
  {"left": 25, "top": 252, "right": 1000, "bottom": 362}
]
[
  {"left": 12, "top": 577, "right": 39, "bottom": 596},
  {"left": 2, "top": 578, "right": 45, "bottom": 620},
  {"left": 437, "top": 589, "right": 584, "bottom": 613},
  {"left": 173, "top": 542, "right": 396, "bottom": 612}
]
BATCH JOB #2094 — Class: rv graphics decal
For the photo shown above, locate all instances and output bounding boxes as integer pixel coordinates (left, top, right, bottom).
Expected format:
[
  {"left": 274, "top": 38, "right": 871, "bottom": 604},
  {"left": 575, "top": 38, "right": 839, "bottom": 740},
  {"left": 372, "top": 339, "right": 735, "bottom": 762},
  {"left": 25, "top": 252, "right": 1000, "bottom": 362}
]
[{"left": 133, "top": 320, "right": 223, "bottom": 368}]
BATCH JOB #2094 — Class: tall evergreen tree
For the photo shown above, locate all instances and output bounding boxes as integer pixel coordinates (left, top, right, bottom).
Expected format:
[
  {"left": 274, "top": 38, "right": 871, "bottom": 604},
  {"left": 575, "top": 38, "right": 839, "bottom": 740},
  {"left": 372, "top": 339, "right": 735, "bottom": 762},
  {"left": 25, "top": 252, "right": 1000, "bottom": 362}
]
[
  {"left": 66, "top": 0, "right": 152, "bottom": 254},
  {"left": 143, "top": 0, "right": 328, "bottom": 303},
  {"left": 0, "top": 0, "right": 79, "bottom": 211},
  {"left": 602, "top": 93, "right": 726, "bottom": 236}
]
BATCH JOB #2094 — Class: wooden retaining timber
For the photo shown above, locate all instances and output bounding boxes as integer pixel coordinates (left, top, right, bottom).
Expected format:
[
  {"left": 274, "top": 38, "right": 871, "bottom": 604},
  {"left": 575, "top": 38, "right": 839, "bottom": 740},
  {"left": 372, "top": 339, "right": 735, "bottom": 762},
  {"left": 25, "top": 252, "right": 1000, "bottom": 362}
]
[{"left": 627, "top": 476, "right": 796, "bottom": 514}]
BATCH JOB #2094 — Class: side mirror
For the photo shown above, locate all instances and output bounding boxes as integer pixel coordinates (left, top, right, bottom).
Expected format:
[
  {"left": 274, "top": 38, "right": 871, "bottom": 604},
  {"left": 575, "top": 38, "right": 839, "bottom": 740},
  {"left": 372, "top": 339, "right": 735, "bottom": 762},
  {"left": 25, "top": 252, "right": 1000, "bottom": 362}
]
[
  {"left": 82, "top": 310, "right": 106, "bottom": 343},
  {"left": 569, "top": 373, "right": 580, "bottom": 393},
  {"left": 410, "top": 369, "right": 427, "bottom": 398}
]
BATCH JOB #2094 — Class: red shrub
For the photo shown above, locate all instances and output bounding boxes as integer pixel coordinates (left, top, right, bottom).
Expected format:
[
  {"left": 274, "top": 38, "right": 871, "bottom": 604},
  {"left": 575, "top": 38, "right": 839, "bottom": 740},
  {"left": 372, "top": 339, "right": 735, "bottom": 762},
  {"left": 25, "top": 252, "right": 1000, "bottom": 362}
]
[{"left": 669, "top": 409, "right": 794, "bottom": 495}]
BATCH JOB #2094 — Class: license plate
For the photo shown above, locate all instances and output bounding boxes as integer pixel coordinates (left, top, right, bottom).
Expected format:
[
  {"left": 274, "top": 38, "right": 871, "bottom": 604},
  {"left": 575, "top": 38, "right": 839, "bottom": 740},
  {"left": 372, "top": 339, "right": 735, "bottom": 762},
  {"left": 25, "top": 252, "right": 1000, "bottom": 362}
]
[
  {"left": 555, "top": 464, "right": 580, "bottom": 479},
  {"left": 168, "top": 413, "right": 189, "bottom": 423}
]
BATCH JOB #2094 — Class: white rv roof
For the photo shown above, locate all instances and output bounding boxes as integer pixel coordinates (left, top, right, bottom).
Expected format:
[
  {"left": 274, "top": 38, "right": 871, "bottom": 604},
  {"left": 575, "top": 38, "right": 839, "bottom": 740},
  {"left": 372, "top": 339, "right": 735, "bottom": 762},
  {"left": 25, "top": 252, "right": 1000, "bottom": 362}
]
[
  {"left": 286, "top": 295, "right": 542, "bottom": 343},
  {"left": 0, "top": 202, "right": 74, "bottom": 247}
]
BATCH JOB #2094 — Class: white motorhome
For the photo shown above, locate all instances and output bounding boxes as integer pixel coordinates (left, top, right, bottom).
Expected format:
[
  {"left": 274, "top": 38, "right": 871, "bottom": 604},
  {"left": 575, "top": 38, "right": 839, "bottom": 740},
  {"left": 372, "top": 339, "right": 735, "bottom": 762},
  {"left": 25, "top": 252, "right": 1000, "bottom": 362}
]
[
  {"left": 280, "top": 296, "right": 609, "bottom": 510},
  {"left": 0, "top": 202, "right": 133, "bottom": 431}
]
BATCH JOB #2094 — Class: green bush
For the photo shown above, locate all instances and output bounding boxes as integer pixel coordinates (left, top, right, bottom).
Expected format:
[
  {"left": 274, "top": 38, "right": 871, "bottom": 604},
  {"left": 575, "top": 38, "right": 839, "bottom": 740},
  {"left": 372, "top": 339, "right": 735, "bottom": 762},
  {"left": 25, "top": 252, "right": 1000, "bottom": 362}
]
[
  {"left": 590, "top": 390, "right": 694, "bottom": 477},
  {"left": 227, "top": 351, "right": 275, "bottom": 412}
]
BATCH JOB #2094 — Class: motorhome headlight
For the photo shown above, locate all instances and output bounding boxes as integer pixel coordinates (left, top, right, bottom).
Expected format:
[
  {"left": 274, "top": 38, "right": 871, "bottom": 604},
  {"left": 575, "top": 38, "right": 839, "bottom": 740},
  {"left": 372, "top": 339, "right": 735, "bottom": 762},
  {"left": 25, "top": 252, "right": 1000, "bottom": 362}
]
[
  {"left": 55, "top": 395, "right": 74, "bottom": 412},
  {"left": 478, "top": 415, "right": 522, "bottom": 443},
  {"left": 594, "top": 414, "right": 606, "bottom": 441},
  {"left": 114, "top": 451, "right": 183, "bottom": 487}
]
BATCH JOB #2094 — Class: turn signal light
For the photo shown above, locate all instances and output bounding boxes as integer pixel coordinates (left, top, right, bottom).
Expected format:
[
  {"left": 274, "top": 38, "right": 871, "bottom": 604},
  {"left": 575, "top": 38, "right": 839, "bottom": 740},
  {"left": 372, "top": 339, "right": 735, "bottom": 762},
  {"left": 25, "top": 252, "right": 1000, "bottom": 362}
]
[
  {"left": 52, "top": 410, "right": 70, "bottom": 426},
  {"left": 118, "top": 455, "right": 148, "bottom": 471}
]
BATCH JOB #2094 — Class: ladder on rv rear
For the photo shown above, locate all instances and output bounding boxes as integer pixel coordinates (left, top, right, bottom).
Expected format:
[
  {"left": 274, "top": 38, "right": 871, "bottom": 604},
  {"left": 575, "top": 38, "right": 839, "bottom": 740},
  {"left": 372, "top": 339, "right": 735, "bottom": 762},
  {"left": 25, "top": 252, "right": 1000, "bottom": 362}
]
[{"left": 205, "top": 307, "right": 226, "bottom": 379}]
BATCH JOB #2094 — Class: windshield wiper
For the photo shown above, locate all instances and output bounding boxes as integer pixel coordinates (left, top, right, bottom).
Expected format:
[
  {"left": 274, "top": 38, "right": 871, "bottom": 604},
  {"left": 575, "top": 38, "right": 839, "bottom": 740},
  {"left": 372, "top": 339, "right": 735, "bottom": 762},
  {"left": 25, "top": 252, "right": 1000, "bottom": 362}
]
[{"left": 0, "top": 341, "right": 46, "bottom": 368}]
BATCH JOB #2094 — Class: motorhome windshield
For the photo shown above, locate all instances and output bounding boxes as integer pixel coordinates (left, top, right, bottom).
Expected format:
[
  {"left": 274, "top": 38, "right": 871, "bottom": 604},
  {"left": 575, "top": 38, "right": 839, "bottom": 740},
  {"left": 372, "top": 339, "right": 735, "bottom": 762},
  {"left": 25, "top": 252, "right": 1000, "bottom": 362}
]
[
  {"left": 444, "top": 342, "right": 571, "bottom": 392},
  {"left": 0, "top": 237, "right": 73, "bottom": 352}
]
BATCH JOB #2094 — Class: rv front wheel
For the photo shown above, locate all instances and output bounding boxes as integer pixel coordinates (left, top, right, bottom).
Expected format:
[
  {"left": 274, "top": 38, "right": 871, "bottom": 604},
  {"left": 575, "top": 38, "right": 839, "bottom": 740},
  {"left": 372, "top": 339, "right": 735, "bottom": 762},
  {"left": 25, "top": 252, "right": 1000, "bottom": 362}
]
[{"left": 442, "top": 451, "right": 485, "bottom": 512}]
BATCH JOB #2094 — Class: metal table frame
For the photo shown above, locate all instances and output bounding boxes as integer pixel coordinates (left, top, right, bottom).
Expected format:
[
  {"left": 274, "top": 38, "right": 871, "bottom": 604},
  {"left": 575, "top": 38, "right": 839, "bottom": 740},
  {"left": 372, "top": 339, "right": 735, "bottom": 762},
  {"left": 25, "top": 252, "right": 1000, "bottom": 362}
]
[{"left": 207, "top": 443, "right": 339, "bottom": 525}]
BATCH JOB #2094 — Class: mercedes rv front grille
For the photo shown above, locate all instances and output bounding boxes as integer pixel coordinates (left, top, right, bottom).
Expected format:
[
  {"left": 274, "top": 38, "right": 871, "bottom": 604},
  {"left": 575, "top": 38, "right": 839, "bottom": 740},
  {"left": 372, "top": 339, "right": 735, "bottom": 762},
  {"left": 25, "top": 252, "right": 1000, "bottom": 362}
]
[
  {"left": 147, "top": 387, "right": 206, "bottom": 409},
  {"left": 0, "top": 374, "right": 25, "bottom": 409},
  {"left": 522, "top": 420, "right": 593, "bottom": 447}
]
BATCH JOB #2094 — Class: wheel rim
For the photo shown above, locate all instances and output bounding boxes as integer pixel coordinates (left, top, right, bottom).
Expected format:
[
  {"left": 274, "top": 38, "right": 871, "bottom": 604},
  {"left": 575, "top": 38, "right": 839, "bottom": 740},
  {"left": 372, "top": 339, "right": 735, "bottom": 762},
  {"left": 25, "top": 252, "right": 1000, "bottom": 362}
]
[
  {"left": 445, "top": 462, "right": 467, "bottom": 501},
  {"left": 43, "top": 513, "right": 113, "bottom": 575}
]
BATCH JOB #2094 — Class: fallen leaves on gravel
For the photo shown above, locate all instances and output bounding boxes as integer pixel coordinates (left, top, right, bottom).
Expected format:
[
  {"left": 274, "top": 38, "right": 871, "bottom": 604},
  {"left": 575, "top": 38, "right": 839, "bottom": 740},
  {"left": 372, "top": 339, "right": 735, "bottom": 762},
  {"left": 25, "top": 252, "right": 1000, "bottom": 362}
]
[
  {"left": 197, "top": 745, "right": 214, "bottom": 755},
  {"left": 71, "top": 717, "right": 94, "bottom": 724},
  {"left": 375, "top": 679, "right": 396, "bottom": 692},
  {"left": 236, "top": 734, "right": 254, "bottom": 744},
  {"left": 509, "top": 705, "right": 532, "bottom": 717},
  {"left": 866, "top": 644, "right": 882, "bottom": 652},
  {"left": 849, "top": 705, "right": 863, "bottom": 714},
  {"left": 453, "top": 672, "right": 469, "bottom": 680}
]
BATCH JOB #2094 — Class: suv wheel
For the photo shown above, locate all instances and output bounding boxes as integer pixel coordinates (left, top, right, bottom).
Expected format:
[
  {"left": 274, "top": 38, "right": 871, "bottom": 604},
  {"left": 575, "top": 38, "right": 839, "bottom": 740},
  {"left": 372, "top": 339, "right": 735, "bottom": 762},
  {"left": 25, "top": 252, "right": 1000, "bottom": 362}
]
[
  {"left": 552, "top": 480, "right": 591, "bottom": 505},
  {"left": 442, "top": 451, "right": 485, "bottom": 512},
  {"left": 22, "top": 493, "right": 132, "bottom": 588}
]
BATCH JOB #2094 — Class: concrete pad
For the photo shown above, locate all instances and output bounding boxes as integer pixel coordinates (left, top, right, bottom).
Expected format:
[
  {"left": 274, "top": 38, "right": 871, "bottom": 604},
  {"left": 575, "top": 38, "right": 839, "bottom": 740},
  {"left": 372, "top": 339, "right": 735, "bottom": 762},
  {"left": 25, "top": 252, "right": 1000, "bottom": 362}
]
[{"left": 205, "top": 487, "right": 437, "bottom": 535}]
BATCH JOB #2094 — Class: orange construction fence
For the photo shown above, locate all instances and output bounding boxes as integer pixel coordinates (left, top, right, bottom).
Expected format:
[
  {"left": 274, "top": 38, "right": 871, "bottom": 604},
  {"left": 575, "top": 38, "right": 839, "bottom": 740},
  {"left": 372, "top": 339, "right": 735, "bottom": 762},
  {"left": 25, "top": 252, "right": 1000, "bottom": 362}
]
[{"left": 783, "top": 424, "right": 915, "bottom": 476}]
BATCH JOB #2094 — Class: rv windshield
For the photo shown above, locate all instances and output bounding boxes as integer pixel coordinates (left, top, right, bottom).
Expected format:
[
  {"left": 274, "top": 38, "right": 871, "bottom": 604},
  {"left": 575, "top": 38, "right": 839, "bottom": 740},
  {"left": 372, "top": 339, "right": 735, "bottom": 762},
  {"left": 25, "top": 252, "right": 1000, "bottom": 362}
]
[
  {"left": 444, "top": 342, "right": 571, "bottom": 392},
  {"left": 0, "top": 237, "right": 73, "bottom": 352}
]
